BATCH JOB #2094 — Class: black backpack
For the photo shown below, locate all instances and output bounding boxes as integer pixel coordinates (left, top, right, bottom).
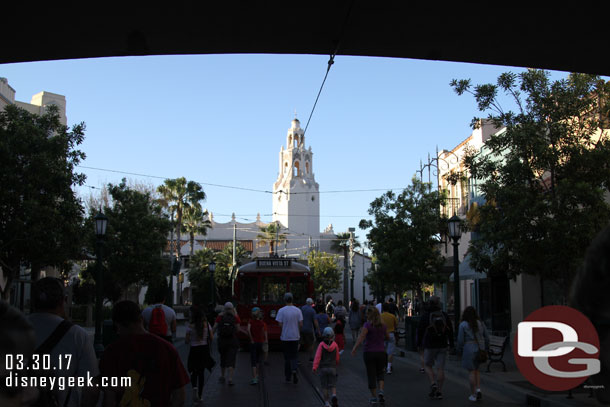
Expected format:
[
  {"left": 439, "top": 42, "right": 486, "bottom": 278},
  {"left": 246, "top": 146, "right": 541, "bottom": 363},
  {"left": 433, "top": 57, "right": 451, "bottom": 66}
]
[
  {"left": 218, "top": 313, "right": 236, "bottom": 338},
  {"left": 428, "top": 310, "right": 447, "bottom": 335}
]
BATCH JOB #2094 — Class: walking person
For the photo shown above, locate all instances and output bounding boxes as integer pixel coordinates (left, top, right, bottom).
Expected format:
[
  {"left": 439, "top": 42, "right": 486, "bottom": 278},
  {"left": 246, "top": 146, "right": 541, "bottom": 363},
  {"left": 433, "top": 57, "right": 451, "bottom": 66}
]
[
  {"left": 380, "top": 303, "right": 398, "bottom": 374},
  {"left": 301, "top": 298, "right": 320, "bottom": 361},
  {"left": 313, "top": 327, "right": 341, "bottom": 407},
  {"left": 334, "top": 300, "right": 347, "bottom": 320},
  {"left": 334, "top": 315, "right": 346, "bottom": 354},
  {"left": 417, "top": 296, "right": 454, "bottom": 399},
  {"left": 213, "top": 302, "right": 242, "bottom": 385},
  {"left": 457, "top": 306, "right": 489, "bottom": 402},
  {"left": 351, "top": 307, "right": 389, "bottom": 405},
  {"left": 315, "top": 303, "right": 331, "bottom": 343},
  {"left": 276, "top": 292, "right": 303, "bottom": 383},
  {"left": 142, "top": 292, "right": 177, "bottom": 343},
  {"left": 348, "top": 299, "right": 361, "bottom": 343},
  {"left": 185, "top": 305, "right": 214, "bottom": 404},
  {"left": 247, "top": 307, "right": 267, "bottom": 385},
  {"left": 99, "top": 300, "right": 189, "bottom": 406}
]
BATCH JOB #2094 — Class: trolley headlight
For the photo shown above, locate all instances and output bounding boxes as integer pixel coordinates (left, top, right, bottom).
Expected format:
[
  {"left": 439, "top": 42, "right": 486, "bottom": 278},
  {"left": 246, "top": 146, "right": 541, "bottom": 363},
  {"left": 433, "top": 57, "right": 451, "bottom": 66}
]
[{"left": 270, "top": 309, "right": 277, "bottom": 318}]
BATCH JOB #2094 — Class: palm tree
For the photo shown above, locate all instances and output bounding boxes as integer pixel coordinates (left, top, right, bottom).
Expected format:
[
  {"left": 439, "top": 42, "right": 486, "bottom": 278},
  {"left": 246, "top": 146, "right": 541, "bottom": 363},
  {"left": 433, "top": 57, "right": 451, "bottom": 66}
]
[
  {"left": 256, "top": 222, "right": 288, "bottom": 256},
  {"left": 157, "top": 177, "right": 206, "bottom": 258},
  {"left": 182, "top": 206, "right": 212, "bottom": 257}
]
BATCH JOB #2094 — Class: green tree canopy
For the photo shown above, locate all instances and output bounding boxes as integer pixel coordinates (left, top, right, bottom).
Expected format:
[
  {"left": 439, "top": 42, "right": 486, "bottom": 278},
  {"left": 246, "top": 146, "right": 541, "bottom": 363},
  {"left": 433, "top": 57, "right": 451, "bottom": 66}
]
[
  {"left": 0, "top": 104, "right": 86, "bottom": 298},
  {"left": 307, "top": 251, "right": 341, "bottom": 301},
  {"left": 84, "top": 179, "right": 171, "bottom": 302},
  {"left": 360, "top": 177, "right": 446, "bottom": 294},
  {"left": 452, "top": 70, "right": 610, "bottom": 292}
]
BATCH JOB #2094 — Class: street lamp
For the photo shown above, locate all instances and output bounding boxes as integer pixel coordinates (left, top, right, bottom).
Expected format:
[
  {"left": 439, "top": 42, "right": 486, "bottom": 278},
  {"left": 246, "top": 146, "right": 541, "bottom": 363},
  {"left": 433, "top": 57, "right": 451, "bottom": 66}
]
[
  {"left": 208, "top": 260, "right": 216, "bottom": 309},
  {"left": 448, "top": 214, "right": 462, "bottom": 335},
  {"left": 94, "top": 212, "right": 108, "bottom": 357}
]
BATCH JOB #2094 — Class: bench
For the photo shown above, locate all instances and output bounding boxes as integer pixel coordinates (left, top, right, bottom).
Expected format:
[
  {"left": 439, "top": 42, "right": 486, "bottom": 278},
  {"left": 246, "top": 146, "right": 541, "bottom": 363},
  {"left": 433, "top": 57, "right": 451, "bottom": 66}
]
[{"left": 486, "top": 335, "right": 508, "bottom": 372}]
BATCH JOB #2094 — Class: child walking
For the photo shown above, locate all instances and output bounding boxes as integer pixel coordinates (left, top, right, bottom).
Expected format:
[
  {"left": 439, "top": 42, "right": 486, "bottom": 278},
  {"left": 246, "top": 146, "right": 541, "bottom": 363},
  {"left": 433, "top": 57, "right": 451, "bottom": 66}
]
[
  {"left": 334, "top": 316, "right": 346, "bottom": 354},
  {"left": 313, "top": 327, "right": 341, "bottom": 407},
  {"left": 247, "top": 307, "right": 268, "bottom": 385}
]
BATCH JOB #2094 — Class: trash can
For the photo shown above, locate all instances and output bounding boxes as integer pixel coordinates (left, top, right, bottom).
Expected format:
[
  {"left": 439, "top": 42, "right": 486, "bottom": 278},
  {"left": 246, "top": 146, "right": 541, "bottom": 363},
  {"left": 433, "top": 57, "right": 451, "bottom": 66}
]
[{"left": 404, "top": 316, "right": 421, "bottom": 351}]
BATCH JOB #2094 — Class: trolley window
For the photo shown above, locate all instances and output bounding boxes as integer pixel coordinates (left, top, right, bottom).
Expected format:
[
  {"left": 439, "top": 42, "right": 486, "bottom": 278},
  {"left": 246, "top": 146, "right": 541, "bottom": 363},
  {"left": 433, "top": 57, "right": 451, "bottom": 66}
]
[
  {"left": 240, "top": 276, "right": 259, "bottom": 305},
  {"left": 289, "top": 276, "right": 308, "bottom": 305},
  {"left": 261, "top": 276, "right": 287, "bottom": 305}
]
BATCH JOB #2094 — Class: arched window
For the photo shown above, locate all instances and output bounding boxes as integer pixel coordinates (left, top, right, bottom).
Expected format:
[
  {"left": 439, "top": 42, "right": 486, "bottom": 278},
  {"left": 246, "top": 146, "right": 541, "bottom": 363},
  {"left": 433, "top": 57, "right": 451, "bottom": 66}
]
[
  {"left": 294, "top": 161, "right": 300, "bottom": 177},
  {"left": 305, "top": 162, "right": 310, "bottom": 174}
]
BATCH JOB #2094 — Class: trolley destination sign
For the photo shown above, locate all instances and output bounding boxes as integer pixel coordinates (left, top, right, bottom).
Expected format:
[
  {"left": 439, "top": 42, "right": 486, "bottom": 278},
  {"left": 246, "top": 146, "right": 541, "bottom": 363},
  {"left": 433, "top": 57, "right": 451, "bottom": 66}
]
[{"left": 256, "top": 258, "right": 292, "bottom": 268}]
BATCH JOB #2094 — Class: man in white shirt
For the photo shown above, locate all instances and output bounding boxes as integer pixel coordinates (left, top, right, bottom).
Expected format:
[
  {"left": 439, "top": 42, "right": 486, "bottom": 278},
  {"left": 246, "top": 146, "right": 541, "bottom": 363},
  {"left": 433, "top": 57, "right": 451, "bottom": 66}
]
[
  {"left": 275, "top": 292, "right": 303, "bottom": 383},
  {"left": 28, "top": 277, "right": 99, "bottom": 407}
]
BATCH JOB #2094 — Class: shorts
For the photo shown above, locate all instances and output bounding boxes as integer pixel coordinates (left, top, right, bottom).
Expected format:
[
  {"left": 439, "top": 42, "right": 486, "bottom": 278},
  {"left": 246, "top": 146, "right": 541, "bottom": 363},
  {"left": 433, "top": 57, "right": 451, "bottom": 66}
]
[
  {"left": 218, "top": 340, "right": 238, "bottom": 368},
  {"left": 250, "top": 342, "right": 264, "bottom": 366},
  {"left": 319, "top": 367, "right": 337, "bottom": 389},
  {"left": 424, "top": 347, "right": 447, "bottom": 368},
  {"left": 385, "top": 333, "right": 396, "bottom": 356}
]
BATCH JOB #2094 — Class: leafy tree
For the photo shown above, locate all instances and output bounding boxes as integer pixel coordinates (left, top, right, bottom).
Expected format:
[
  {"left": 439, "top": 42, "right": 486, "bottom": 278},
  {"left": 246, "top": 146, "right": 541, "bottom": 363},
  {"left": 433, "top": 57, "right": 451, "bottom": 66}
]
[
  {"left": 307, "top": 251, "right": 341, "bottom": 301},
  {"left": 256, "top": 222, "right": 288, "bottom": 256},
  {"left": 451, "top": 70, "right": 610, "bottom": 295},
  {"left": 359, "top": 177, "right": 446, "bottom": 295},
  {"left": 0, "top": 104, "right": 86, "bottom": 298},
  {"left": 83, "top": 179, "right": 172, "bottom": 302},
  {"left": 187, "top": 248, "right": 216, "bottom": 306},
  {"left": 215, "top": 242, "right": 251, "bottom": 301},
  {"left": 182, "top": 206, "right": 211, "bottom": 257},
  {"left": 157, "top": 177, "right": 206, "bottom": 258}
]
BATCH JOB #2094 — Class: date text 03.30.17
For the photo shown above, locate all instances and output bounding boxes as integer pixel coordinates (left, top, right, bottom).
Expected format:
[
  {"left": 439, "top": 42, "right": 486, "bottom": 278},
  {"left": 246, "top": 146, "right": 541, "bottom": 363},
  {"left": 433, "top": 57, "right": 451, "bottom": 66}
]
[{"left": 5, "top": 354, "right": 72, "bottom": 371}]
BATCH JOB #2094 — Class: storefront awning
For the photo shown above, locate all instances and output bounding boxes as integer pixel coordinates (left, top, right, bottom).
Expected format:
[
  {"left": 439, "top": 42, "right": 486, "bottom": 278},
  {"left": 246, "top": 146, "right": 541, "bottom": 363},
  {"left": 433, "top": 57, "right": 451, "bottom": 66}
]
[{"left": 449, "top": 253, "right": 487, "bottom": 281}]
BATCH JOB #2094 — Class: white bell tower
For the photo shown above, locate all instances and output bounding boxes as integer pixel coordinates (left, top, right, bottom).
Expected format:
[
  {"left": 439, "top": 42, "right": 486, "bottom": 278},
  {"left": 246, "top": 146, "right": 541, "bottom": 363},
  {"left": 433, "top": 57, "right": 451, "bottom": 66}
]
[{"left": 272, "top": 117, "right": 320, "bottom": 238}]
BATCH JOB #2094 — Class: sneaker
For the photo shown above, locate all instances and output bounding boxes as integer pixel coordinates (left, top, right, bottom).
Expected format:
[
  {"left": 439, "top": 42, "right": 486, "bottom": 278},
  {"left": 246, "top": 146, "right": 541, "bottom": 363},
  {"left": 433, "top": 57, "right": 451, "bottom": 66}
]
[
  {"left": 378, "top": 392, "right": 385, "bottom": 404},
  {"left": 250, "top": 378, "right": 258, "bottom": 385},
  {"left": 228, "top": 380, "right": 234, "bottom": 386},
  {"left": 218, "top": 376, "right": 225, "bottom": 384},
  {"left": 324, "top": 403, "right": 331, "bottom": 407},
  {"left": 468, "top": 395, "right": 477, "bottom": 402},
  {"left": 435, "top": 391, "right": 443, "bottom": 400},
  {"left": 331, "top": 395, "right": 338, "bottom": 407},
  {"left": 428, "top": 384, "right": 438, "bottom": 398},
  {"left": 292, "top": 371, "right": 298, "bottom": 384},
  {"left": 476, "top": 390, "right": 482, "bottom": 400},
  {"left": 369, "top": 398, "right": 378, "bottom": 405},
  {"left": 419, "top": 368, "right": 425, "bottom": 374}
]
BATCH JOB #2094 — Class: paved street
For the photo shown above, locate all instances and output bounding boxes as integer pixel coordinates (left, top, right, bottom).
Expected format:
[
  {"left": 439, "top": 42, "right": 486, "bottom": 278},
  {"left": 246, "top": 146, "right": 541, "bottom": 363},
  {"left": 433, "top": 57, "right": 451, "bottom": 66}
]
[{"left": 174, "top": 334, "right": 524, "bottom": 407}]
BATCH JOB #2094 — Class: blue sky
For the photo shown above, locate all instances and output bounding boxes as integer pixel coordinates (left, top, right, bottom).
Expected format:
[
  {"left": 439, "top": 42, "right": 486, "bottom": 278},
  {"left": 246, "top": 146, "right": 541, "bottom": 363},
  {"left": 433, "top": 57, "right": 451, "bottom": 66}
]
[{"left": 0, "top": 54, "right": 577, "bottom": 241}]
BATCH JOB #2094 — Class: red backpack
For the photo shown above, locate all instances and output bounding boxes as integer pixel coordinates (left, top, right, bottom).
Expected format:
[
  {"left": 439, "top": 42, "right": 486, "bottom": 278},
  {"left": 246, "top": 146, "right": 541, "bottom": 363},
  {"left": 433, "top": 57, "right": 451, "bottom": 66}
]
[{"left": 148, "top": 304, "right": 167, "bottom": 336}]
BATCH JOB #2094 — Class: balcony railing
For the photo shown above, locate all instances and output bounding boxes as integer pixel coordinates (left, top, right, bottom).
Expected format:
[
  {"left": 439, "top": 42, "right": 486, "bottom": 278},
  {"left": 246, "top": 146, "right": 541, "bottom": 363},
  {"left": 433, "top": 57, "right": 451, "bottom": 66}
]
[{"left": 441, "top": 197, "right": 468, "bottom": 217}]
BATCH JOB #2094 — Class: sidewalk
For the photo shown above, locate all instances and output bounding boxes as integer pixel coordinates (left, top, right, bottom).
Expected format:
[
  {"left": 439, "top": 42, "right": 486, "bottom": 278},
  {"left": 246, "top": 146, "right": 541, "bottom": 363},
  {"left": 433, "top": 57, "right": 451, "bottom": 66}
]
[{"left": 395, "top": 320, "right": 603, "bottom": 407}]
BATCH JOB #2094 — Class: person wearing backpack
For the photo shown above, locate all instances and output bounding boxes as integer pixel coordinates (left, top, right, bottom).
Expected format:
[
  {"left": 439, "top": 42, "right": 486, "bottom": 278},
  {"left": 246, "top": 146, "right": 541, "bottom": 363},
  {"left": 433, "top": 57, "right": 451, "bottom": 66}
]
[
  {"left": 28, "top": 277, "right": 99, "bottom": 407},
  {"left": 416, "top": 296, "right": 454, "bottom": 400},
  {"left": 313, "top": 327, "right": 341, "bottom": 407},
  {"left": 142, "top": 292, "right": 177, "bottom": 343},
  {"left": 213, "top": 302, "right": 242, "bottom": 385}
]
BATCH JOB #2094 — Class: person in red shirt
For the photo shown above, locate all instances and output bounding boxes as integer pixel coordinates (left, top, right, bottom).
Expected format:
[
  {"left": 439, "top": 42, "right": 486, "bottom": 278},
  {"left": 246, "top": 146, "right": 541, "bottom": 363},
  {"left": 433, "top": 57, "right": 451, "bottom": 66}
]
[
  {"left": 247, "top": 307, "right": 268, "bottom": 385},
  {"left": 99, "top": 300, "right": 189, "bottom": 407}
]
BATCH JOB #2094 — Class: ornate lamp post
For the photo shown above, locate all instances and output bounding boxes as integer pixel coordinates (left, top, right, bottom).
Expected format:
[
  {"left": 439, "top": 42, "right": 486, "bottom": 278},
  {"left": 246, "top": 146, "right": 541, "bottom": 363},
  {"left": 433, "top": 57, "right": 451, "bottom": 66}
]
[
  {"left": 448, "top": 214, "right": 462, "bottom": 334},
  {"left": 94, "top": 212, "right": 108, "bottom": 357}
]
